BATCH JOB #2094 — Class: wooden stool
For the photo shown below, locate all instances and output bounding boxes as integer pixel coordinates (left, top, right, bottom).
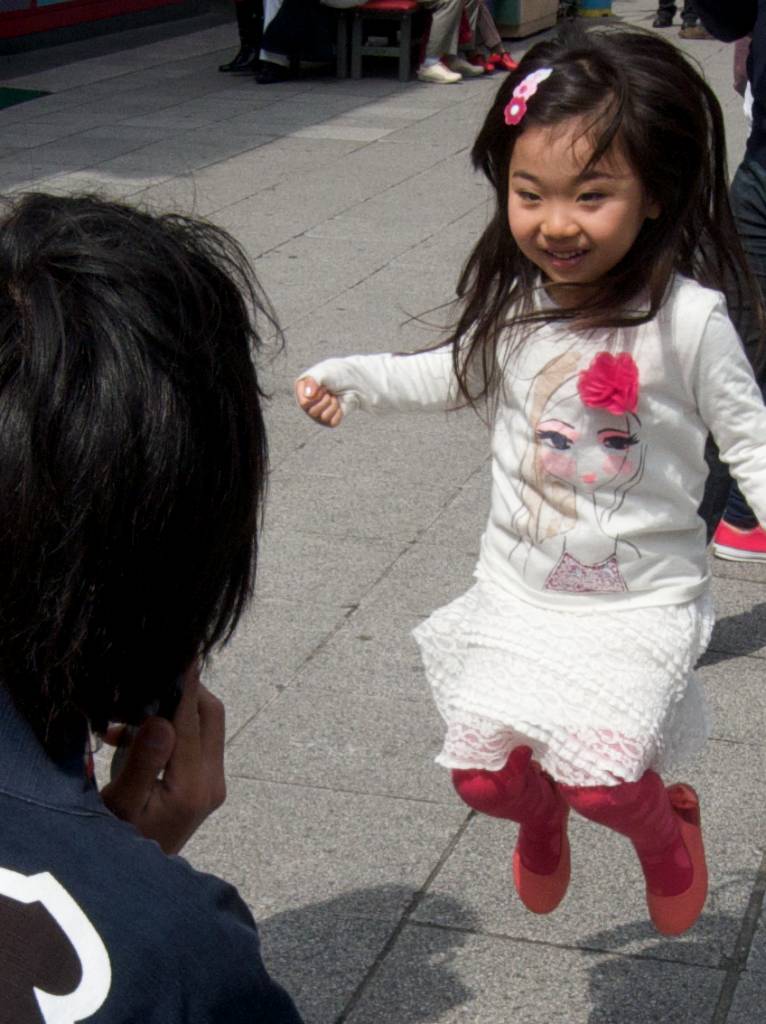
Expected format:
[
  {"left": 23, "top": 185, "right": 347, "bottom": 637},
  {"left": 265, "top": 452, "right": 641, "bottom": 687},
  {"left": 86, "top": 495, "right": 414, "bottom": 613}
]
[{"left": 350, "top": 0, "right": 421, "bottom": 82}]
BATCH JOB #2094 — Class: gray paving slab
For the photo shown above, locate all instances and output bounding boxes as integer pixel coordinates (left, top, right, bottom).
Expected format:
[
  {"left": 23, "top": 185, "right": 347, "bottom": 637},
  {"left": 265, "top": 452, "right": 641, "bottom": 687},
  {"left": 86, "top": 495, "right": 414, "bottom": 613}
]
[
  {"left": 186, "top": 775, "right": 469, "bottom": 917},
  {"left": 226, "top": 683, "right": 452, "bottom": 802},
  {"left": 185, "top": 778, "right": 467, "bottom": 1022},
  {"left": 134, "top": 136, "right": 361, "bottom": 218},
  {"left": 253, "top": 236, "right": 412, "bottom": 327},
  {"left": 709, "top": 576, "right": 766, "bottom": 659},
  {"left": 345, "top": 925, "right": 725, "bottom": 1024},
  {"left": 266, "top": 414, "right": 487, "bottom": 541},
  {"left": 282, "top": 608, "right": 431, "bottom": 704},
  {"left": 727, "top": 971, "right": 766, "bottom": 1024},
  {"left": 700, "top": 655, "right": 766, "bottom": 744},
  {"left": 206, "top": 593, "right": 352, "bottom": 737},
  {"left": 254, "top": 526, "right": 395, "bottom": 608}
]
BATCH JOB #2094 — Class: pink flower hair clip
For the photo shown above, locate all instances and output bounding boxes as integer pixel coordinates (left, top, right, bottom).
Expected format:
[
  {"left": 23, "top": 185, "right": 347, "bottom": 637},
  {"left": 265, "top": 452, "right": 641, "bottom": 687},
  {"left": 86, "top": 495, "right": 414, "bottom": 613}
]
[
  {"left": 578, "top": 352, "right": 640, "bottom": 416},
  {"left": 504, "top": 67, "right": 554, "bottom": 126}
]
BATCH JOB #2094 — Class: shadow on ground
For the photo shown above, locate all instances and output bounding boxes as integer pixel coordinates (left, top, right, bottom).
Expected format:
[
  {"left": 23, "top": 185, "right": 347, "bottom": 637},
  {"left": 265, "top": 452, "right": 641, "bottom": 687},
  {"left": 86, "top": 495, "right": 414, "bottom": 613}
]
[
  {"left": 583, "top": 913, "right": 738, "bottom": 1023},
  {"left": 259, "top": 884, "right": 477, "bottom": 1024},
  {"left": 700, "top": 601, "right": 766, "bottom": 665}
]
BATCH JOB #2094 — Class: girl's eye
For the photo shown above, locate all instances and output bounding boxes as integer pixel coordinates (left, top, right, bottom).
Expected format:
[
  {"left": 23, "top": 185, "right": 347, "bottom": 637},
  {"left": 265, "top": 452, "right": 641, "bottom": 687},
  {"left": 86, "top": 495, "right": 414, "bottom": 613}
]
[
  {"left": 536, "top": 429, "right": 572, "bottom": 451},
  {"left": 517, "top": 191, "right": 540, "bottom": 202},
  {"left": 602, "top": 433, "right": 638, "bottom": 450},
  {"left": 578, "top": 192, "right": 606, "bottom": 203}
]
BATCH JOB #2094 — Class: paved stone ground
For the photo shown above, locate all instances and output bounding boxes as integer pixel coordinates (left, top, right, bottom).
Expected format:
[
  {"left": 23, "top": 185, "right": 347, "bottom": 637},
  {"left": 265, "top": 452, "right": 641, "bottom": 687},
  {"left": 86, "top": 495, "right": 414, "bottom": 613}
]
[{"left": 2, "top": 2, "right": 766, "bottom": 1021}]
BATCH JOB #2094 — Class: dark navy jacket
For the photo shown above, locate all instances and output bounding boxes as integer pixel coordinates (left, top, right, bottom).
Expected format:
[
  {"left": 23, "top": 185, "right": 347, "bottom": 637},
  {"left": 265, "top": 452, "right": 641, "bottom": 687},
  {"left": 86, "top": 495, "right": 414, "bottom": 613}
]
[
  {"left": 0, "top": 687, "right": 303, "bottom": 1023},
  {"left": 695, "top": 0, "right": 766, "bottom": 170}
]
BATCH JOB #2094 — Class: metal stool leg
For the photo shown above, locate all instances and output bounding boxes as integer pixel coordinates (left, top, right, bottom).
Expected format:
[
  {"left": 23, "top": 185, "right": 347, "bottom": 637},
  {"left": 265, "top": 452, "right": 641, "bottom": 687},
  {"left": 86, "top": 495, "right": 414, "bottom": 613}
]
[
  {"left": 398, "top": 13, "right": 412, "bottom": 81},
  {"left": 351, "top": 13, "right": 363, "bottom": 80}
]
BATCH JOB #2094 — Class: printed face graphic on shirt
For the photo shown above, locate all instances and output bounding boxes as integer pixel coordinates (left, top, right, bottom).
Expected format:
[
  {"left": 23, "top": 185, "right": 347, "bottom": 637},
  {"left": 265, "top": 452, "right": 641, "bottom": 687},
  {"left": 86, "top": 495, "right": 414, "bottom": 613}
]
[
  {"left": 535, "top": 391, "right": 642, "bottom": 495},
  {"left": 510, "top": 349, "right": 645, "bottom": 592},
  {"left": 0, "top": 867, "right": 111, "bottom": 1023}
]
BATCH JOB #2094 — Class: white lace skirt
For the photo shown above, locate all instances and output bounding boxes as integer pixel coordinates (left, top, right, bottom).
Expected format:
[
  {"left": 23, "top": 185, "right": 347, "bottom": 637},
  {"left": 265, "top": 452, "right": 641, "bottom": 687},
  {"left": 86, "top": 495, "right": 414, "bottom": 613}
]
[{"left": 413, "top": 580, "right": 715, "bottom": 787}]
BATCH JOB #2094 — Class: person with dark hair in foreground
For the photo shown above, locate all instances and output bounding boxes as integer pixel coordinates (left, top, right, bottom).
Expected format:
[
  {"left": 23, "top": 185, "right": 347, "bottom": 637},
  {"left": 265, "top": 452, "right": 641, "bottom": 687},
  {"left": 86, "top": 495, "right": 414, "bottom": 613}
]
[{"left": 0, "top": 193, "right": 303, "bottom": 1023}]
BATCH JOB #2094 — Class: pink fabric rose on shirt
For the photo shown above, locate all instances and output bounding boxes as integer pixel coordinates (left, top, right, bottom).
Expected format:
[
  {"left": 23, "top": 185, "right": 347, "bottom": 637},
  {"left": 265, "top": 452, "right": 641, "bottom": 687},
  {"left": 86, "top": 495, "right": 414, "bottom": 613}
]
[{"left": 578, "top": 352, "right": 639, "bottom": 416}]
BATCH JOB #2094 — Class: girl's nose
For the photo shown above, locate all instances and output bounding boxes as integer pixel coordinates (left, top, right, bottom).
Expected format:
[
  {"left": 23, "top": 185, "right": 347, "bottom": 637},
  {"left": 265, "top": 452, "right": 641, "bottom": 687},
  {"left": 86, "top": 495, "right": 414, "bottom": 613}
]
[{"left": 541, "top": 207, "right": 580, "bottom": 240}]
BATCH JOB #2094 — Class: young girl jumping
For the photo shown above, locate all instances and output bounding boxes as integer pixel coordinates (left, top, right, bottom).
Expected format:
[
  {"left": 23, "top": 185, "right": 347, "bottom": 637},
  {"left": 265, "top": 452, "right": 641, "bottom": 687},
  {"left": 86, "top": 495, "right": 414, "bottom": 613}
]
[{"left": 295, "top": 27, "right": 766, "bottom": 937}]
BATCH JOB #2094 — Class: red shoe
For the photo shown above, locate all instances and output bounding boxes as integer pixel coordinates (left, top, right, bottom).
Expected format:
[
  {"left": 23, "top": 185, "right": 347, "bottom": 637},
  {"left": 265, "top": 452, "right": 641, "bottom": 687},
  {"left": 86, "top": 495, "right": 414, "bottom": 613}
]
[
  {"left": 512, "top": 773, "right": 571, "bottom": 915},
  {"left": 646, "top": 784, "right": 707, "bottom": 936},
  {"left": 712, "top": 519, "right": 766, "bottom": 562},
  {"left": 487, "top": 51, "right": 518, "bottom": 73}
]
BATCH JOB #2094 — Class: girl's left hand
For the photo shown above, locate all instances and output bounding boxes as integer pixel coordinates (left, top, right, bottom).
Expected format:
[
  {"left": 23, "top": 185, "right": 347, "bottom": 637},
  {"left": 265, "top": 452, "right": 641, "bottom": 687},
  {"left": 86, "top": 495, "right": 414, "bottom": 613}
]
[{"left": 100, "top": 663, "right": 226, "bottom": 855}]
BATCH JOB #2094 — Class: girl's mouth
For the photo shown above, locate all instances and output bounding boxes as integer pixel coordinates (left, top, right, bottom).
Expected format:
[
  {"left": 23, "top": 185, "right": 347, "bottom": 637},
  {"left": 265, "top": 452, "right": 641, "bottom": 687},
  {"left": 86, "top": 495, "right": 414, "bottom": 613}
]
[{"left": 545, "top": 249, "right": 588, "bottom": 269}]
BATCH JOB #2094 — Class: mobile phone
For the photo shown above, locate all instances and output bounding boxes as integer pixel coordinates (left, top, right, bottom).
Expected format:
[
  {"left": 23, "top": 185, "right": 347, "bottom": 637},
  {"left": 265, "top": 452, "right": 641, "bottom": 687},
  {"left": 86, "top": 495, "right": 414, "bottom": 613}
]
[{"left": 108, "top": 675, "right": 185, "bottom": 782}]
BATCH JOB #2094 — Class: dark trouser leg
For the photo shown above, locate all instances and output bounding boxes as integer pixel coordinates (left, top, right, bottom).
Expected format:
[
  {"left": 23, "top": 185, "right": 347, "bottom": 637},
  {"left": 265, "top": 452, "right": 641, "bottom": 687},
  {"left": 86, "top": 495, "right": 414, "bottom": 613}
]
[
  {"left": 653, "top": 0, "right": 676, "bottom": 24},
  {"left": 680, "top": 0, "right": 698, "bottom": 25},
  {"left": 262, "top": 0, "right": 334, "bottom": 64},
  {"left": 219, "top": 0, "right": 263, "bottom": 71},
  {"left": 701, "top": 157, "right": 766, "bottom": 536},
  {"left": 237, "top": 0, "right": 263, "bottom": 48}
]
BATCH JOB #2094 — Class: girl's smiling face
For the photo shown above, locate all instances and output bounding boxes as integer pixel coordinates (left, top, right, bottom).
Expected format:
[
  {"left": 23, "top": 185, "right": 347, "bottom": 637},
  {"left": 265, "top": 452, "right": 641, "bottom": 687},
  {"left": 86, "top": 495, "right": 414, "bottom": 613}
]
[
  {"left": 535, "top": 392, "right": 641, "bottom": 494},
  {"left": 507, "top": 117, "right": 660, "bottom": 299}
]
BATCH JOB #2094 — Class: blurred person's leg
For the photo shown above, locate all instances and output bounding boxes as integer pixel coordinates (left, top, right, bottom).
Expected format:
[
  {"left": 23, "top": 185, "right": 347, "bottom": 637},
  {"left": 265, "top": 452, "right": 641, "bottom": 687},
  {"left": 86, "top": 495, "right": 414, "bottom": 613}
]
[
  {"left": 679, "top": 0, "right": 713, "bottom": 37},
  {"left": 653, "top": 0, "right": 676, "bottom": 28},
  {"left": 256, "top": 0, "right": 333, "bottom": 83},
  {"left": 259, "top": 0, "right": 289, "bottom": 75},
  {"left": 219, "top": 0, "right": 263, "bottom": 72},
  {"left": 416, "top": 0, "right": 462, "bottom": 82},
  {"left": 467, "top": 0, "right": 517, "bottom": 72},
  {"left": 704, "top": 158, "right": 766, "bottom": 551},
  {"left": 444, "top": 0, "right": 485, "bottom": 76}
]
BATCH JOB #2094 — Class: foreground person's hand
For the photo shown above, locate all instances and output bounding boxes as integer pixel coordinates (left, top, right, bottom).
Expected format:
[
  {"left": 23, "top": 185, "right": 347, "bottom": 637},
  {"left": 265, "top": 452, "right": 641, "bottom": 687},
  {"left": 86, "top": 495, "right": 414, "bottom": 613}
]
[{"left": 100, "top": 664, "right": 226, "bottom": 855}]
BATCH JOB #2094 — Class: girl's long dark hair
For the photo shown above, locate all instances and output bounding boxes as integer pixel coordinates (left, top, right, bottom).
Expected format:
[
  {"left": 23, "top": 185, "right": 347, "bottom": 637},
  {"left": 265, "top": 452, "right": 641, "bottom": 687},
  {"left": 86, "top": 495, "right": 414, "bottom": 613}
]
[
  {"left": 449, "top": 25, "right": 762, "bottom": 406},
  {"left": 0, "top": 193, "right": 278, "bottom": 754}
]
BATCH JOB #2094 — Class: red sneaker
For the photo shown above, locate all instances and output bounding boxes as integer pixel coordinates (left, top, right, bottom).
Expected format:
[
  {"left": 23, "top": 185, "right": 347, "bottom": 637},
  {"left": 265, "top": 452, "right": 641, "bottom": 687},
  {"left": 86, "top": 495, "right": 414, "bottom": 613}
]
[
  {"left": 711, "top": 520, "right": 766, "bottom": 562},
  {"left": 487, "top": 51, "right": 518, "bottom": 73}
]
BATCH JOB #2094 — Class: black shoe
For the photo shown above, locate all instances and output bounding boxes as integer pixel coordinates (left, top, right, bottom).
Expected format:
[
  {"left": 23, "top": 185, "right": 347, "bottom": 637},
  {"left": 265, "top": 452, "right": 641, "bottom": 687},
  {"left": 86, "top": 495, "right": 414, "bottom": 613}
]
[
  {"left": 652, "top": 11, "right": 674, "bottom": 26},
  {"left": 254, "top": 61, "right": 291, "bottom": 85},
  {"left": 219, "top": 46, "right": 259, "bottom": 73}
]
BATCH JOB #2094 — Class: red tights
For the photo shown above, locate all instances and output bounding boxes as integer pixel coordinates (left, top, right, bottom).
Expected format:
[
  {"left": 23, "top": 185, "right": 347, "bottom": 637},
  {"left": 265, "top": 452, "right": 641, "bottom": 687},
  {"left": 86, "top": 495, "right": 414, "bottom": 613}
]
[
  {"left": 452, "top": 747, "right": 565, "bottom": 875},
  {"left": 452, "top": 751, "right": 692, "bottom": 896}
]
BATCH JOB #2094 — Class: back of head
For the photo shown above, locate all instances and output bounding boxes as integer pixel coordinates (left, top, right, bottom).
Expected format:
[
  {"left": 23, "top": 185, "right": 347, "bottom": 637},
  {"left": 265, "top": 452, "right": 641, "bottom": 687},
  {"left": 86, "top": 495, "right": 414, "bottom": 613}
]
[
  {"left": 451, "top": 25, "right": 754, "bottom": 403},
  {"left": 0, "top": 193, "right": 272, "bottom": 753}
]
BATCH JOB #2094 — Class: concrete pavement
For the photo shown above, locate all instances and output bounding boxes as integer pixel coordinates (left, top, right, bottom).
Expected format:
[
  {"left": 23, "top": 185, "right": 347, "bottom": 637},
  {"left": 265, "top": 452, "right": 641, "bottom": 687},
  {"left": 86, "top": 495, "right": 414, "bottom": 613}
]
[{"left": 1, "top": 2, "right": 765, "bottom": 1020}]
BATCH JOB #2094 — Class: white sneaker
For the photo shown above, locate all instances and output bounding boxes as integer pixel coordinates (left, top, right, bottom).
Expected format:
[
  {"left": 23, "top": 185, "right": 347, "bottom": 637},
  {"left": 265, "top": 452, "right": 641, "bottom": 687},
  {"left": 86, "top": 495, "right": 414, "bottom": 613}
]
[
  {"left": 416, "top": 62, "right": 462, "bottom": 84},
  {"left": 445, "top": 55, "right": 484, "bottom": 77}
]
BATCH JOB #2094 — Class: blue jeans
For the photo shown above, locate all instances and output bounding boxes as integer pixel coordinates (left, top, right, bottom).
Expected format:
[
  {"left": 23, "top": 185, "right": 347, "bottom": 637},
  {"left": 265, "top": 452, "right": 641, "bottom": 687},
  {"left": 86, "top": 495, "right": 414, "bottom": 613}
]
[{"left": 701, "top": 157, "right": 766, "bottom": 536}]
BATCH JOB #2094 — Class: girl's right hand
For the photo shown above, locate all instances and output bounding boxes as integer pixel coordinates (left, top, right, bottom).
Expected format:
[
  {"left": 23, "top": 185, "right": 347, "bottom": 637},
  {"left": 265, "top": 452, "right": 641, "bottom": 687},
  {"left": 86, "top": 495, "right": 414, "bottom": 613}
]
[{"left": 295, "top": 376, "right": 343, "bottom": 428}]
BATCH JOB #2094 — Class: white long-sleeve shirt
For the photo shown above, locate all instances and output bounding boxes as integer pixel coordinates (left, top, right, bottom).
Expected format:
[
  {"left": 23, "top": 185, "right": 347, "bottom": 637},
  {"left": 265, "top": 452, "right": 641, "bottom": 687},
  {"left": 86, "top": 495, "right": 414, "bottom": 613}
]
[{"left": 304, "top": 275, "right": 766, "bottom": 610}]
